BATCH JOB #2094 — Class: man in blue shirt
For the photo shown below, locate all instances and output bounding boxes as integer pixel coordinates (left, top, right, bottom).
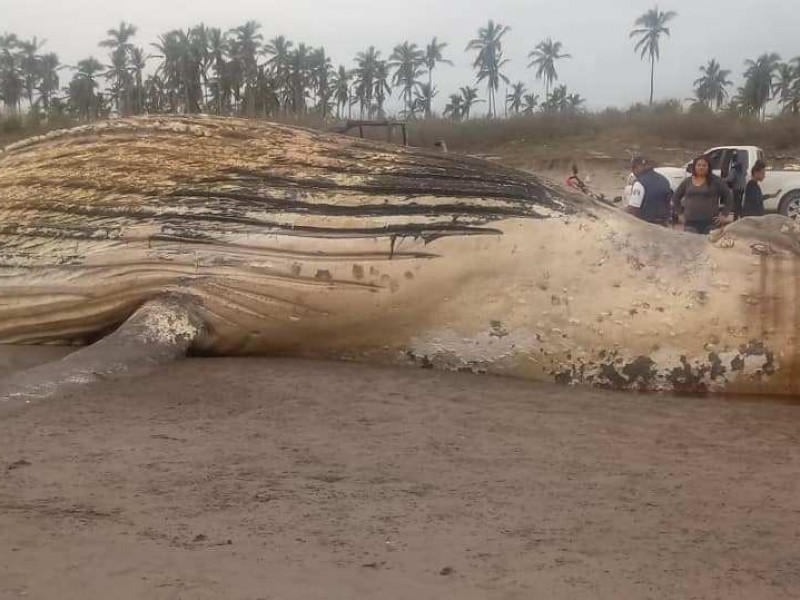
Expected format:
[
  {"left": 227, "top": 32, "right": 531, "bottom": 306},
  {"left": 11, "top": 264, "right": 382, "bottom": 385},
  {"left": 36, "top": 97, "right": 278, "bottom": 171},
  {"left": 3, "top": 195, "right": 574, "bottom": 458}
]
[{"left": 626, "top": 157, "right": 673, "bottom": 227}]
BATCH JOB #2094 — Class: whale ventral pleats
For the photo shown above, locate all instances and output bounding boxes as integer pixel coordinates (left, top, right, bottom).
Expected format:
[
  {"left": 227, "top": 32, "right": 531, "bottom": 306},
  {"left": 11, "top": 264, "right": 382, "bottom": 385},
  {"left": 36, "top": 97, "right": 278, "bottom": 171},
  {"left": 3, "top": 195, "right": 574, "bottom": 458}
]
[{"left": 0, "top": 115, "right": 574, "bottom": 248}]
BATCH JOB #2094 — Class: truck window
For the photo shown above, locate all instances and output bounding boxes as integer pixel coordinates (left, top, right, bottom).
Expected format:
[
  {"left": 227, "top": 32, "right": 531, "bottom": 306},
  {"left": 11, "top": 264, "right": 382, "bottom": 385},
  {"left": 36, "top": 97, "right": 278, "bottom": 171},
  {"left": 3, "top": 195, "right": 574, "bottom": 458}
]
[
  {"left": 705, "top": 148, "right": 726, "bottom": 172},
  {"left": 720, "top": 148, "right": 749, "bottom": 178},
  {"left": 718, "top": 149, "right": 734, "bottom": 178},
  {"left": 739, "top": 151, "right": 751, "bottom": 172}
]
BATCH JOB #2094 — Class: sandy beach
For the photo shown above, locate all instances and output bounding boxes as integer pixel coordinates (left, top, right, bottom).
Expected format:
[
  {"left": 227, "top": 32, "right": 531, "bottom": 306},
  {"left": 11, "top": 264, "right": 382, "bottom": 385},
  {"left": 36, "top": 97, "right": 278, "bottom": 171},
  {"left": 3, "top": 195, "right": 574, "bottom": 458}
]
[{"left": 1, "top": 350, "right": 798, "bottom": 600}]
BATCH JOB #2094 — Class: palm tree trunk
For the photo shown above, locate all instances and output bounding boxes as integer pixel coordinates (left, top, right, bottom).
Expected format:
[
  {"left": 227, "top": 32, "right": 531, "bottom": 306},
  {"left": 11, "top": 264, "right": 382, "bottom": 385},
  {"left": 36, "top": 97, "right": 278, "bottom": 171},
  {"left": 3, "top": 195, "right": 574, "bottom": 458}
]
[{"left": 649, "top": 54, "right": 655, "bottom": 106}]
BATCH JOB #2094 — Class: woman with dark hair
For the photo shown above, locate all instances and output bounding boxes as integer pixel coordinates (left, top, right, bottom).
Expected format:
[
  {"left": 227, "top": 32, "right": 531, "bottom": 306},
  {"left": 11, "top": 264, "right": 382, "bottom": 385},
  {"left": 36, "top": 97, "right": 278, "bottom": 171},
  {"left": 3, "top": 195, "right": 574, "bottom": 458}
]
[
  {"left": 673, "top": 155, "right": 733, "bottom": 234},
  {"left": 741, "top": 160, "right": 768, "bottom": 217}
]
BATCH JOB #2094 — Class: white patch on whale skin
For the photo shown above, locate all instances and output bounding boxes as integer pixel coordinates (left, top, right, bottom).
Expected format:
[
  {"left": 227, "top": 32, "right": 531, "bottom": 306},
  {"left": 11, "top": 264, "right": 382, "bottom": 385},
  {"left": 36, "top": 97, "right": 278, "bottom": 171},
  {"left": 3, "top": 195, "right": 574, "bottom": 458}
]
[
  {"left": 408, "top": 326, "right": 560, "bottom": 376},
  {"left": 135, "top": 301, "right": 201, "bottom": 346},
  {"left": 408, "top": 327, "right": 780, "bottom": 393}
]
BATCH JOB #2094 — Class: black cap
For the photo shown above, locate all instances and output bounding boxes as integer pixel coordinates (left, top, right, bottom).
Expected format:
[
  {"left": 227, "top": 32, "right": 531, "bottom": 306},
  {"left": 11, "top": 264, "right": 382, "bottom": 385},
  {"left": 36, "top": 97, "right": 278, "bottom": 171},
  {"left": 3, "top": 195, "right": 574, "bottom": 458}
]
[{"left": 631, "top": 156, "right": 649, "bottom": 169}]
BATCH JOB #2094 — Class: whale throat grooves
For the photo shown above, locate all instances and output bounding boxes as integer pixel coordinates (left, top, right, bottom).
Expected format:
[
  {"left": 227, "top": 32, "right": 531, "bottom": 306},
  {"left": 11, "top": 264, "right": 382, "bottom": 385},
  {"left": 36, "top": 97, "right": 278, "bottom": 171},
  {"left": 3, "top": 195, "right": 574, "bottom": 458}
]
[{"left": 0, "top": 115, "right": 573, "bottom": 349}]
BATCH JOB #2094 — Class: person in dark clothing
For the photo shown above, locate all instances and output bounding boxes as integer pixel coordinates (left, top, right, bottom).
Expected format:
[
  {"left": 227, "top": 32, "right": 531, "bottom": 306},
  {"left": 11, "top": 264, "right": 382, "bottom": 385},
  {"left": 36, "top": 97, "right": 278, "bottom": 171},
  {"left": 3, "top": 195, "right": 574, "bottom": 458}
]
[
  {"left": 725, "top": 152, "right": 747, "bottom": 220},
  {"left": 742, "top": 160, "right": 768, "bottom": 217},
  {"left": 626, "top": 156, "right": 673, "bottom": 226},
  {"left": 673, "top": 155, "right": 733, "bottom": 235}
]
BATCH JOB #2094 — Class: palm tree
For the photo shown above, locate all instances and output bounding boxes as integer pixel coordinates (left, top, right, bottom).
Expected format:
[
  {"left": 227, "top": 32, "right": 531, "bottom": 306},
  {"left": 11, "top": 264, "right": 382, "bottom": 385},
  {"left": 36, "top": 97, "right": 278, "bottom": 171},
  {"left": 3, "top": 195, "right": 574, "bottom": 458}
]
[
  {"left": 309, "top": 47, "right": 332, "bottom": 117},
  {"left": 373, "top": 59, "right": 392, "bottom": 117},
  {"left": 630, "top": 7, "right": 678, "bottom": 106},
  {"left": 263, "top": 35, "right": 293, "bottom": 109},
  {"left": 566, "top": 92, "right": 586, "bottom": 114},
  {"left": 527, "top": 38, "right": 571, "bottom": 98},
  {"left": 506, "top": 81, "right": 525, "bottom": 115},
  {"left": 100, "top": 21, "right": 138, "bottom": 55},
  {"left": 522, "top": 93, "right": 539, "bottom": 115},
  {"left": 286, "top": 43, "right": 310, "bottom": 114},
  {"left": 187, "top": 24, "right": 211, "bottom": 110},
  {"left": 784, "top": 59, "right": 800, "bottom": 116},
  {"left": 152, "top": 29, "right": 202, "bottom": 113},
  {"left": 231, "top": 20, "right": 262, "bottom": 75},
  {"left": 36, "top": 52, "right": 61, "bottom": 113},
  {"left": 743, "top": 52, "right": 782, "bottom": 120},
  {"left": 693, "top": 59, "right": 732, "bottom": 111},
  {"left": 152, "top": 26, "right": 206, "bottom": 115},
  {"left": 459, "top": 85, "right": 482, "bottom": 119},
  {"left": 551, "top": 85, "right": 570, "bottom": 113},
  {"left": 466, "top": 20, "right": 511, "bottom": 118},
  {"left": 74, "top": 58, "right": 104, "bottom": 82},
  {"left": 772, "top": 60, "right": 800, "bottom": 116},
  {"left": 129, "top": 47, "right": 147, "bottom": 114},
  {"left": 249, "top": 65, "right": 279, "bottom": 117},
  {"left": 143, "top": 74, "right": 167, "bottom": 113},
  {"left": 353, "top": 46, "right": 380, "bottom": 118},
  {"left": 68, "top": 57, "right": 104, "bottom": 121},
  {"left": 729, "top": 84, "right": 760, "bottom": 118},
  {"left": 0, "top": 34, "right": 24, "bottom": 113},
  {"left": 540, "top": 85, "right": 571, "bottom": 114},
  {"left": 389, "top": 42, "right": 426, "bottom": 117},
  {"left": 18, "top": 37, "right": 47, "bottom": 109},
  {"left": 0, "top": 34, "right": 19, "bottom": 50},
  {"left": 206, "top": 27, "right": 231, "bottom": 114},
  {"left": 414, "top": 82, "right": 437, "bottom": 118},
  {"left": 0, "top": 33, "right": 19, "bottom": 59},
  {"left": 772, "top": 63, "right": 795, "bottom": 101},
  {"left": 424, "top": 37, "right": 452, "bottom": 89},
  {"left": 104, "top": 47, "right": 132, "bottom": 115},
  {"left": 331, "top": 66, "right": 351, "bottom": 119},
  {"left": 151, "top": 31, "right": 183, "bottom": 113},
  {"left": 100, "top": 21, "right": 138, "bottom": 115},
  {"left": 444, "top": 93, "right": 464, "bottom": 121},
  {"left": 230, "top": 20, "right": 263, "bottom": 115}
]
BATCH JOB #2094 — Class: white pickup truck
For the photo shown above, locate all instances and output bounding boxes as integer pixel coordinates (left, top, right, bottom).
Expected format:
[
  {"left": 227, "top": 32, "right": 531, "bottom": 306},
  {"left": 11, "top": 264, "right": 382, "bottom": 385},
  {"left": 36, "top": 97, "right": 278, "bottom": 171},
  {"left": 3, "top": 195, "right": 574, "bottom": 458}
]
[{"left": 624, "top": 146, "right": 800, "bottom": 218}]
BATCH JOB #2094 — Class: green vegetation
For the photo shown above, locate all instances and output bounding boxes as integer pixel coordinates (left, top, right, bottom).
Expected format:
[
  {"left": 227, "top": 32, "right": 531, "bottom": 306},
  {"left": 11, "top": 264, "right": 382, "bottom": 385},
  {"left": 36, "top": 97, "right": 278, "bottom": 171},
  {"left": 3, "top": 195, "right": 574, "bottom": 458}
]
[{"left": 1, "top": 5, "right": 799, "bottom": 149}]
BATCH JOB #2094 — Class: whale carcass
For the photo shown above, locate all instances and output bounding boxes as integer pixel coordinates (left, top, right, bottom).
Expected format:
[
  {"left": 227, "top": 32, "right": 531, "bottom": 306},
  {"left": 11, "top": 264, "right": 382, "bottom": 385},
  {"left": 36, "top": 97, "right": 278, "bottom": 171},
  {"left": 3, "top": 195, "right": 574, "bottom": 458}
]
[{"left": 1, "top": 115, "right": 799, "bottom": 403}]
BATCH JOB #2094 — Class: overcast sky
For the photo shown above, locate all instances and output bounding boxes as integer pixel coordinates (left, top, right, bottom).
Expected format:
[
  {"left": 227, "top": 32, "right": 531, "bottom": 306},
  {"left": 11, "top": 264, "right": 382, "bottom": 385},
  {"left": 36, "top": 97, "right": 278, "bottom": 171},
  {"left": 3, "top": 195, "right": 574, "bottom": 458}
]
[{"left": 2, "top": 0, "right": 797, "bottom": 112}]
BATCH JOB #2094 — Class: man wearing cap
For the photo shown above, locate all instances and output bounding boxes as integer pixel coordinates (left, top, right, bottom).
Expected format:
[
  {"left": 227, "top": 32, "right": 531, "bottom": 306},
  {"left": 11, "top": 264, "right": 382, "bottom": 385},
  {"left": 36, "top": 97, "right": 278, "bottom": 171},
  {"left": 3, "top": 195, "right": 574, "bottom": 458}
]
[{"left": 626, "top": 157, "right": 673, "bottom": 227}]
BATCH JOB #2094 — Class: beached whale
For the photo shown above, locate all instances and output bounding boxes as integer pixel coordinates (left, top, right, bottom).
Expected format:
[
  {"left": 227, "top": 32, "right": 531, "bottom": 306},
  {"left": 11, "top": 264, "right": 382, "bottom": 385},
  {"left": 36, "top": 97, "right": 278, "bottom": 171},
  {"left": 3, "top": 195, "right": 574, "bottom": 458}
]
[{"left": 1, "top": 115, "right": 798, "bottom": 407}]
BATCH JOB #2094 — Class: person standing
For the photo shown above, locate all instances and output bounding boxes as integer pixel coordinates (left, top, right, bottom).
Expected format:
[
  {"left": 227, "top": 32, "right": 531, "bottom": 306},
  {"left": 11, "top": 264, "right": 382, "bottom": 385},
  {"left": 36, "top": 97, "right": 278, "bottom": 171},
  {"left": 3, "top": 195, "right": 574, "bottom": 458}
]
[
  {"left": 741, "top": 160, "right": 768, "bottom": 217},
  {"left": 626, "top": 157, "right": 673, "bottom": 226},
  {"left": 673, "top": 155, "right": 733, "bottom": 234},
  {"left": 725, "top": 151, "right": 747, "bottom": 220}
]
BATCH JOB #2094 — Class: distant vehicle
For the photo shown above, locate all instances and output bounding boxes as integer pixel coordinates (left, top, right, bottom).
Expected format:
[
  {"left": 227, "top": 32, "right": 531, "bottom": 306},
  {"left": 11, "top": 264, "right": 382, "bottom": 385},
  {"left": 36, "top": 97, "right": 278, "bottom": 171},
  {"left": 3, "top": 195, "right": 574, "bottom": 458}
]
[{"left": 623, "top": 146, "right": 800, "bottom": 218}]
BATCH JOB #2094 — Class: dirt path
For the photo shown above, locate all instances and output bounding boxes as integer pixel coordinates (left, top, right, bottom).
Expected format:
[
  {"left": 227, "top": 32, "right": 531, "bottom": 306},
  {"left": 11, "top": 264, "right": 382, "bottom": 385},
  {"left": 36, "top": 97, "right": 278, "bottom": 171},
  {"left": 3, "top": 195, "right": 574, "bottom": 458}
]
[{"left": 1, "top": 354, "right": 799, "bottom": 600}]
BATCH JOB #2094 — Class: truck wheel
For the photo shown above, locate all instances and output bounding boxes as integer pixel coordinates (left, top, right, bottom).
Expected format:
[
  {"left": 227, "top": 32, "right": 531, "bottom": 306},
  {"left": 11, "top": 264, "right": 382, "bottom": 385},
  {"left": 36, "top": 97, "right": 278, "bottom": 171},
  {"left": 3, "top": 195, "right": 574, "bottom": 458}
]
[{"left": 779, "top": 191, "right": 800, "bottom": 219}]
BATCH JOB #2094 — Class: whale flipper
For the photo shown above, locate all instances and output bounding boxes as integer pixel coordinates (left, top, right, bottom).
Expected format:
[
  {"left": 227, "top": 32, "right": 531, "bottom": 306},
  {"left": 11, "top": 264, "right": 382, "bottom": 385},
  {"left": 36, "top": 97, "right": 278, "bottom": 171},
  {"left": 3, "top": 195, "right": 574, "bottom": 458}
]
[{"left": 0, "top": 297, "right": 203, "bottom": 416}]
